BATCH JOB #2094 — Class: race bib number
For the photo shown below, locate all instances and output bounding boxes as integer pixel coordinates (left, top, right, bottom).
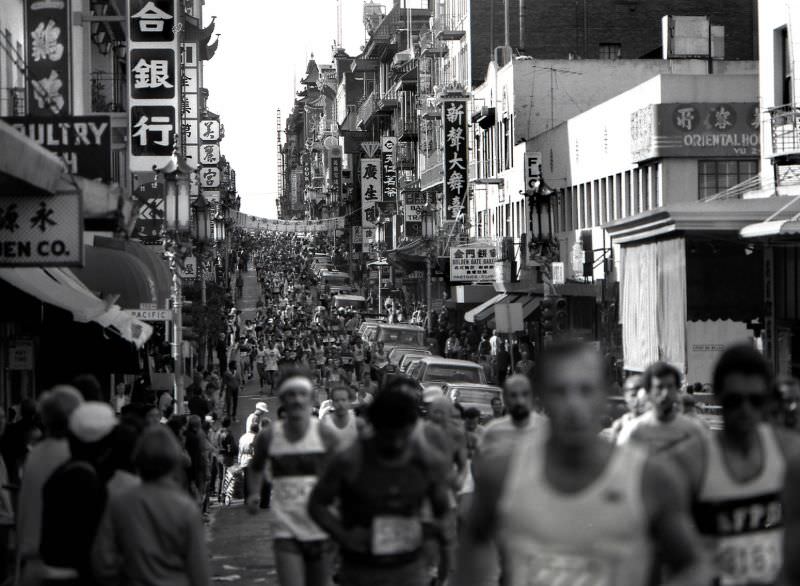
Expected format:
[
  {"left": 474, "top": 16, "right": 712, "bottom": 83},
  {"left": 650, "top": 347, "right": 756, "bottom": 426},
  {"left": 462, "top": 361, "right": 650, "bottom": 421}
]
[
  {"left": 714, "top": 531, "right": 782, "bottom": 585},
  {"left": 524, "top": 552, "right": 614, "bottom": 586},
  {"left": 371, "top": 516, "right": 423, "bottom": 556},
  {"left": 272, "top": 476, "right": 315, "bottom": 509}
]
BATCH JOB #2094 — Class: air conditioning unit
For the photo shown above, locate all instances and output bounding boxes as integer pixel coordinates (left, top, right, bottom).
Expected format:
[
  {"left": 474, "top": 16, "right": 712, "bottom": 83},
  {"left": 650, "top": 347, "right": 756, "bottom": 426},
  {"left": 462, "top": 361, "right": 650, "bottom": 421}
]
[{"left": 392, "top": 49, "right": 414, "bottom": 69}]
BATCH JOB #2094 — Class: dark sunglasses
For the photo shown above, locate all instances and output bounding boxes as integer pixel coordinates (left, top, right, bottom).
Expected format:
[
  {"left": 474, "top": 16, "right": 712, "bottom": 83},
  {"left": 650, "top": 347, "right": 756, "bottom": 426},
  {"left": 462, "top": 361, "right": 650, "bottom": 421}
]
[{"left": 721, "top": 393, "right": 768, "bottom": 410}]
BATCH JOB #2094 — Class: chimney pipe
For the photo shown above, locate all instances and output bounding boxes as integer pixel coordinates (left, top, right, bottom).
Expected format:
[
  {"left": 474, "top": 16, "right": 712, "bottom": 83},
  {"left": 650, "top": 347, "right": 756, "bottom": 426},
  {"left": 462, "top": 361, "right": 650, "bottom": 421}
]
[
  {"left": 519, "top": 0, "right": 525, "bottom": 52},
  {"left": 504, "top": 0, "right": 510, "bottom": 50}
]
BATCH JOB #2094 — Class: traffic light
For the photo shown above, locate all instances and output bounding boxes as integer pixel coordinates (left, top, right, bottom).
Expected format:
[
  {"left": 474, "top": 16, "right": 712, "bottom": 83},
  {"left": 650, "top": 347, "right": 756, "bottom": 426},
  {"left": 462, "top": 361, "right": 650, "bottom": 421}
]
[
  {"left": 554, "top": 297, "right": 568, "bottom": 333},
  {"left": 540, "top": 296, "right": 555, "bottom": 335}
]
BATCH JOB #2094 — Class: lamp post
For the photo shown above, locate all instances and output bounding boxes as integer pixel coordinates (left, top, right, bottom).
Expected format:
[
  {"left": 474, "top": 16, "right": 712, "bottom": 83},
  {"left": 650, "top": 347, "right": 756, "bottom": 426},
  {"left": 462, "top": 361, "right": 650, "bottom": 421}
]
[
  {"left": 155, "top": 153, "right": 195, "bottom": 415},
  {"left": 192, "top": 194, "right": 211, "bottom": 307},
  {"left": 421, "top": 201, "right": 437, "bottom": 334}
]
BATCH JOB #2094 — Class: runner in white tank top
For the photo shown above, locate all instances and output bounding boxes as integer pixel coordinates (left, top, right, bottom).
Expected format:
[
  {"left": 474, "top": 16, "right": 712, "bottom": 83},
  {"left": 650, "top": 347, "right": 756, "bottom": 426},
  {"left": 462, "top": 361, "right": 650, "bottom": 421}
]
[
  {"left": 319, "top": 385, "right": 358, "bottom": 447},
  {"left": 247, "top": 371, "right": 339, "bottom": 586},
  {"left": 453, "top": 341, "right": 711, "bottom": 586},
  {"left": 670, "top": 345, "right": 800, "bottom": 586}
]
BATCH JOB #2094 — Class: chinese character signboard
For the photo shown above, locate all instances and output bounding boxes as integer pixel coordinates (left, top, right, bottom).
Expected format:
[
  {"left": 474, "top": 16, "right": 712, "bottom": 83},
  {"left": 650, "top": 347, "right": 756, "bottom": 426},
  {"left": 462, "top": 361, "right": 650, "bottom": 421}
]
[
  {"left": 7, "top": 116, "right": 112, "bottom": 181},
  {"left": 443, "top": 100, "right": 468, "bottom": 221},
  {"left": 0, "top": 192, "right": 83, "bottom": 266},
  {"left": 449, "top": 241, "right": 498, "bottom": 283},
  {"left": 128, "top": 0, "right": 179, "bottom": 172},
  {"left": 351, "top": 226, "right": 362, "bottom": 244},
  {"left": 329, "top": 155, "right": 342, "bottom": 200},
  {"left": 381, "top": 136, "right": 397, "bottom": 202},
  {"left": 181, "top": 40, "right": 200, "bottom": 169},
  {"left": 360, "top": 158, "right": 381, "bottom": 230},
  {"left": 26, "top": 0, "right": 71, "bottom": 116},
  {"left": 200, "top": 119, "right": 220, "bottom": 141},
  {"left": 402, "top": 189, "right": 425, "bottom": 222},
  {"left": 132, "top": 179, "right": 164, "bottom": 245},
  {"left": 631, "top": 103, "right": 759, "bottom": 162},
  {"left": 199, "top": 167, "right": 220, "bottom": 188}
]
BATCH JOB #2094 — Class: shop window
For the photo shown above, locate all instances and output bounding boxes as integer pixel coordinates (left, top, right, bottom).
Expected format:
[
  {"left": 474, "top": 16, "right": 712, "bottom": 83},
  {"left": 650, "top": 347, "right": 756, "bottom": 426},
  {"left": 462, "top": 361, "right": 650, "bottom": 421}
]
[
  {"left": 599, "top": 43, "right": 621, "bottom": 60},
  {"left": 698, "top": 160, "right": 759, "bottom": 199}
]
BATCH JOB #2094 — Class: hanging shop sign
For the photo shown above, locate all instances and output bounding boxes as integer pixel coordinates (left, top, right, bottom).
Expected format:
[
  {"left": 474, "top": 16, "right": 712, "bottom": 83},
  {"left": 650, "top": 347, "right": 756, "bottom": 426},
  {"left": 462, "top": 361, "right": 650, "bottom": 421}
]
[
  {"left": 443, "top": 99, "right": 468, "bottom": 221},
  {"left": 200, "top": 119, "right": 220, "bottom": 141},
  {"left": 360, "top": 157, "right": 381, "bottom": 229},
  {"left": 329, "top": 155, "right": 342, "bottom": 200},
  {"left": 199, "top": 166, "right": 220, "bottom": 188},
  {"left": 127, "top": 0, "right": 180, "bottom": 172},
  {"left": 352, "top": 226, "right": 362, "bottom": 244},
  {"left": 0, "top": 192, "right": 82, "bottom": 266},
  {"left": 382, "top": 136, "right": 397, "bottom": 202},
  {"left": 200, "top": 143, "right": 220, "bottom": 165},
  {"left": 132, "top": 178, "right": 164, "bottom": 245},
  {"left": 524, "top": 151, "right": 542, "bottom": 190},
  {"left": 449, "top": 240, "right": 498, "bottom": 283},
  {"left": 26, "top": 0, "right": 71, "bottom": 116},
  {"left": 631, "top": 102, "right": 760, "bottom": 162},
  {"left": 179, "top": 255, "right": 197, "bottom": 279},
  {"left": 181, "top": 40, "right": 200, "bottom": 169},
  {"left": 7, "top": 116, "right": 111, "bottom": 181}
]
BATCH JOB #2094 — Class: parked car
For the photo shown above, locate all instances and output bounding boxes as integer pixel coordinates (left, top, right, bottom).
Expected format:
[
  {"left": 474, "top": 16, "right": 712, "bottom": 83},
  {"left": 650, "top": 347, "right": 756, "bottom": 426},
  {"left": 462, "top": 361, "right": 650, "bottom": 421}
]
[
  {"left": 400, "top": 355, "right": 427, "bottom": 374},
  {"left": 442, "top": 382, "right": 503, "bottom": 421},
  {"left": 407, "top": 356, "right": 488, "bottom": 398},
  {"left": 369, "top": 323, "right": 426, "bottom": 354},
  {"left": 388, "top": 346, "right": 431, "bottom": 366},
  {"left": 319, "top": 270, "right": 354, "bottom": 295}
]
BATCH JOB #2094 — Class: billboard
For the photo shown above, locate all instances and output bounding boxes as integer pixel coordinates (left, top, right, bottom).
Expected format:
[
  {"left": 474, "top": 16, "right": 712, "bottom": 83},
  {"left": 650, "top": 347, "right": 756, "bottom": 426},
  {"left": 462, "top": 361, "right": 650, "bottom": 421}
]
[
  {"left": 26, "top": 0, "right": 71, "bottom": 116},
  {"left": 449, "top": 241, "right": 499, "bottom": 283}
]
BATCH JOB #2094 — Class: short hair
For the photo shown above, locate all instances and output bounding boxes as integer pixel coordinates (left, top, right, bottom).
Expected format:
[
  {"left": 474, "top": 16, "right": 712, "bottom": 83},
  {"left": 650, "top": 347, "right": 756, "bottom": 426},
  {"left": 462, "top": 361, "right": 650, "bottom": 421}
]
[
  {"left": 39, "top": 386, "right": 83, "bottom": 438},
  {"left": 330, "top": 385, "right": 350, "bottom": 400},
  {"left": 533, "top": 339, "right": 606, "bottom": 391},
  {"left": 463, "top": 406, "right": 481, "bottom": 419},
  {"left": 368, "top": 387, "right": 418, "bottom": 430},
  {"left": 642, "top": 362, "right": 682, "bottom": 392},
  {"left": 712, "top": 344, "right": 772, "bottom": 397},
  {"left": 134, "top": 426, "right": 183, "bottom": 482},
  {"left": 274, "top": 366, "right": 313, "bottom": 389}
]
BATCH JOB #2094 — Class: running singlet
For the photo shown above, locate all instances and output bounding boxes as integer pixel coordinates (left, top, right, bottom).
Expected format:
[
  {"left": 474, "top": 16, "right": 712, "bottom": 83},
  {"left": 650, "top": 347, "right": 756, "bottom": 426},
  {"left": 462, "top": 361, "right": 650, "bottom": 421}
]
[
  {"left": 498, "top": 431, "right": 652, "bottom": 586},
  {"left": 692, "top": 425, "right": 786, "bottom": 586},
  {"left": 320, "top": 411, "right": 358, "bottom": 447},
  {"left": 268, "top": 419, "right": 328, "bottom": 541}
]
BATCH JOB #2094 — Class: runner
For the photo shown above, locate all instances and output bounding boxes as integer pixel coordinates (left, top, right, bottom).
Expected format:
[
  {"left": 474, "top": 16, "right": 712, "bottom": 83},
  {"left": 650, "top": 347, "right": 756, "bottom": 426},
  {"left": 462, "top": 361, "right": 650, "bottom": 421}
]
[
  {"left": 319, "top": 385, "right": 358, "bottom": 447},
  {"left": 308, "top": 382, "right": 452, "bottom": 586},
  {"left": 454, "top": 340, "right": 711, "bottom": 586},
  {"left": 670, "top": 344, "right": 800, "bottom": 585},
  {"left": 246, "top": 369, "right": 339, "bottom": 586},
  {"left": 479, "top": 374, "right": 544, "bottom": 452},
  {"left": 617, "top": 361, "right": 706, "bottom": 452}
]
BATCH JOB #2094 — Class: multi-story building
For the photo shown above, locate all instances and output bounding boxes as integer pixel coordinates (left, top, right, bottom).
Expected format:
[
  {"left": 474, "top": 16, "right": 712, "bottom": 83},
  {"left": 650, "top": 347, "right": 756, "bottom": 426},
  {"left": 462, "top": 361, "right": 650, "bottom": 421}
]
[{"left": 0, "top": 0, "right": 26, "bottom": 117}]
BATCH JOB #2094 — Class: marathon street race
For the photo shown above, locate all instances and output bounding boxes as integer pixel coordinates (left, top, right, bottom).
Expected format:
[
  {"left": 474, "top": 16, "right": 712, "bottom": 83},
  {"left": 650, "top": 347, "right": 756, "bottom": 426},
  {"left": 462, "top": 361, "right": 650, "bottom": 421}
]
[{"left": 4, "top": 0, "right": 800, "bottom": 585}]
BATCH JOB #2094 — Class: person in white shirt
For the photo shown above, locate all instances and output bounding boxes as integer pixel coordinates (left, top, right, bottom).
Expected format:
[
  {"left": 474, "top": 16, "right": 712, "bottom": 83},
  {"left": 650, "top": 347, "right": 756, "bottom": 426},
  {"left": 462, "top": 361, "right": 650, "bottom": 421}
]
[
  {"left": 245, "top": 402, "right": 269, "bottom": 434},
  {"left": 319, "top": 386, "right": 358, "bottom": 447}
]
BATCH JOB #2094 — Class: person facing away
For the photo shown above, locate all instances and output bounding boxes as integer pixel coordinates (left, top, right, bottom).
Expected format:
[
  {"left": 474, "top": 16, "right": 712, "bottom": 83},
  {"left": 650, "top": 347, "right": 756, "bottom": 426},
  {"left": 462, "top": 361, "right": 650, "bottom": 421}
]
[{"left": 92, "top": 425, "right": 211, "bottom": 586}]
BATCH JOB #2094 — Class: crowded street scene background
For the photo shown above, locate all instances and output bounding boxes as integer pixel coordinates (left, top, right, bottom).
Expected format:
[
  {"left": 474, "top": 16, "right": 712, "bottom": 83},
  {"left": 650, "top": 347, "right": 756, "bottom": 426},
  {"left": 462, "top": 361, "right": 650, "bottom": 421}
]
[{"left": 2, "top": 0, "right": 800, "bottom": 584}]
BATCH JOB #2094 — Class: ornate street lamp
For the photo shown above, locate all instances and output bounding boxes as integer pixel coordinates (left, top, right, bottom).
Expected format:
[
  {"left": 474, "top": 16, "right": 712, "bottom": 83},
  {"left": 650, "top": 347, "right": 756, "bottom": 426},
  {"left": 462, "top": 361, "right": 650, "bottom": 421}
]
[
  {"left": 524, "top": 176, "right": 558, "bottom": 263},
  {"left": 157, "top": 153, "right": 195, "bottom": 233},
  {"left": 214, "top": 211, "right": 226, "bottom": 243},
  {"left": 420, "top": 200, "right": 438, "bottom": 334},
  {"left": 192, "top": 194, "right": 211, "bottom": 244},
  {"left": 421, "top": 201, "right": 436, "bottom": 240}
]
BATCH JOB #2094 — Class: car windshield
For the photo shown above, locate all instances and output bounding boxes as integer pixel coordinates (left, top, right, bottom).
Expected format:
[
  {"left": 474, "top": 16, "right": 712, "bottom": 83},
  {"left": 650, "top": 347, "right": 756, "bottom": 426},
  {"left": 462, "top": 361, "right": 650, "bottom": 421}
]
[
  {"left": 326, "top": 275, "right": 350, "bottom": 286},
  {"left": 378, "top": 329, "right": 424, "bottom": 346},
  {"left": 424, "top": 365, "right": 482, "bottom": 383}
]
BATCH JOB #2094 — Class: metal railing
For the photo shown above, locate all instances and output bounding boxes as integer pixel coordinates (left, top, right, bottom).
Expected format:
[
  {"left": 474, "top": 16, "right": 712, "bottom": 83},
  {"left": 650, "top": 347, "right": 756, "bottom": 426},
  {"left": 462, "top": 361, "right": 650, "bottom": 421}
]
[
  {"left": 432, "top": 15, "right": 466, "bottom": 39},
  {"left": 770, "top": 104, "right": 800, "bottom": 156},
  {"left": 357, "top": 90, "right": 379, "bottom": 127}
]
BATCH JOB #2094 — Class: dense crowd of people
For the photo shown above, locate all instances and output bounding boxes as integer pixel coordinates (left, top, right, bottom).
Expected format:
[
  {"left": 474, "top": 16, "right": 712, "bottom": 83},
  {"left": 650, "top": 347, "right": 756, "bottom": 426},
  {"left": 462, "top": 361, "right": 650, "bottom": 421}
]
[{"left": 1, "top": 231, "right": 799, "bottom": 586}]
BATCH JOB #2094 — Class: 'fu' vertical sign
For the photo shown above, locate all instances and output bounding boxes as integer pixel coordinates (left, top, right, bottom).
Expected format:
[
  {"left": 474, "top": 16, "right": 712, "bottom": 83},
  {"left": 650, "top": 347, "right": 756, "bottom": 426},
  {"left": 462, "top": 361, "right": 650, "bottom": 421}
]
[
  {"left": 128, "top": 0, "right": 180, "bottom": 172},
  {"left": 443, "top": 100, "right": 468, "bottom": 221}
]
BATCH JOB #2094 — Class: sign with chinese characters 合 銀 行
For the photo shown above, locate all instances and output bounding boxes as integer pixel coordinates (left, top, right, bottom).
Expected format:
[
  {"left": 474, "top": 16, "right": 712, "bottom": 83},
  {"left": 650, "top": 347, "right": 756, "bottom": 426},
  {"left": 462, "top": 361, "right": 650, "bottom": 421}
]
[
  {"left": 128, "top": 0, "right": 179, "bottom": 172},
  {"left": 443, "top": 100, "right": 468, "bottom": 221},
  {"left": 381, "top": 136, "right": 397, "bottom": 202},
  {"left": 26, "top": 0, "right": 71, "bottom": 116},
  {"left": 7, "top": 116, "right": 112, "bottom": 182},
  {"left": 0, "top": 192, "right": 83, "bottom": 267},
  {"left": 631, "top": 103, "right": 760, "bottom": 162},
  {"left": 449, "top": 241, "right": 498, "bottom": 283},
  {"left": 360, "top": 157, "right": 382, "bottom": 230}
]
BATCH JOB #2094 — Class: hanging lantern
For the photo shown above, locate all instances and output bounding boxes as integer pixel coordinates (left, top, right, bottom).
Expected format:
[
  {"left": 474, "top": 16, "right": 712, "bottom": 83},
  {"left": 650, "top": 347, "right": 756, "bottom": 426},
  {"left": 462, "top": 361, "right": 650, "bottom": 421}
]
[{"left": 192, "top": 194, "right": 211, "bottom": 243}]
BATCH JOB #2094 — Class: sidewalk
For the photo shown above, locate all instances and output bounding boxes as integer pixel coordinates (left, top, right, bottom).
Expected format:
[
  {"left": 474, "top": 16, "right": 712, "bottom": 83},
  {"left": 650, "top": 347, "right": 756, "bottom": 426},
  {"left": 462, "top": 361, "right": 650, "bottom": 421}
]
[{"left": 208, "top": 268, "right": 280, "bottom": 585}]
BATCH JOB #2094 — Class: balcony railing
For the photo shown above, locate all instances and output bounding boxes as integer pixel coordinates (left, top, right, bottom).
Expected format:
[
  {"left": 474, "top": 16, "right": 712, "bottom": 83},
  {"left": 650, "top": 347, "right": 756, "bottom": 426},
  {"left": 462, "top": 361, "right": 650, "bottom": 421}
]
[
  {"left": 398, "top": 116, "right": 418, "bottom": 138},
  {"left": 432, "top": 15, "right": 466, "bottom": 41},
  {"left": 378, "top": 90, "right": 399, "bottom": 112},
  {"left": 419, "top": 30, "right": 447, "bottom": 57},
  {"left": 770, "top": 104, "right": 800, "bottom": 160},
  {"left": 357, "top": 90, "right": 379, "bottom": 127}
]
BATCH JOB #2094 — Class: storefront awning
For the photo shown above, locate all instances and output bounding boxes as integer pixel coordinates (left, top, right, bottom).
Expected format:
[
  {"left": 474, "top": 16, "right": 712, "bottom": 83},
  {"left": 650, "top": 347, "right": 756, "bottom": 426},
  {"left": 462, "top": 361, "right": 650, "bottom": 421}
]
[
  {"left": 0, "top": 120, "right": 66, "bottom": 193},
  {"left": 605, "top": 197, "right": 800, "bottom": 245},
  {"left": 93, "top": 237, "right": 171, "bottom": 308},
  {"left": 739, "top": 196, "right": 800, "bottom": 239},
  {"left": 465, "top": 293, "right": 510, "bottom": 323},
  {"left": 0, "top": 267, "right": 152, "bottom": 347},
  {"left": 465, "top": 293, "right": 542, "bottom": 324},
  {"left": 72, "top": 246, "right": 159, "bottom": 309}
]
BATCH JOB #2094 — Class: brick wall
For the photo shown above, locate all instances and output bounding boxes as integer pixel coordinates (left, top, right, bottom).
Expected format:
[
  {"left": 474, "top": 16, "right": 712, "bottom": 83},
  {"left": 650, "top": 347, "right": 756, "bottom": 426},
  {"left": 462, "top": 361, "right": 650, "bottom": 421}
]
[{"left": 470, "top": 0, "right": 756, "bottom": 86}]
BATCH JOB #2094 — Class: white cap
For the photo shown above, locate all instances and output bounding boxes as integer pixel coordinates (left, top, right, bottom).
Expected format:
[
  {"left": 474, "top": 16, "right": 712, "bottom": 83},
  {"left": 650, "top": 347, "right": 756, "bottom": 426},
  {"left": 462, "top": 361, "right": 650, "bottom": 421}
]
[
  {"left": 255, "top": 401, "right": 269, "bottom": 413},
  {"left": 68, "top": 402, "right": 117, "bottom": 443}
]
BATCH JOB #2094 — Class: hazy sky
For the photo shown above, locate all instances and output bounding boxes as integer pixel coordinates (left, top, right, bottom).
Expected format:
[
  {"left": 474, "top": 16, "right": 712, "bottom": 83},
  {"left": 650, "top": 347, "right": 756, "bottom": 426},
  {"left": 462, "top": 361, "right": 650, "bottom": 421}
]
[{"left": 202, "top": 0, "right": 393, "bottom": 219}]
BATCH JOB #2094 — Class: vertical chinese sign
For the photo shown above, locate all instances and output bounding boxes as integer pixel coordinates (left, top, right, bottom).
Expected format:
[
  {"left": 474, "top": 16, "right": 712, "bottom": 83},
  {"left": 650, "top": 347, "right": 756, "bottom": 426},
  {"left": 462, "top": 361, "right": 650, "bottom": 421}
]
[
  {"left": 26, "top": 0, "right": 71, "bottom": 116},
  {"left": 443, "top": 100, "right": 468, "bottom": 221},
  {"left": 199, "top": 118, "right": 221, "bottom": 199},
  {"left": 128, "top": 0, "right": 180, "bottom": 173},
  {"left": 360, "top": 142, "right": 381, "bottom": 253},
  {"left": 181, "top": 38, "right": 199, "bottom": 173},
  {"left": 329, "top": 147, "right": 342, "bottom": 203},
  {"left": 381, "top": 136, "right": 397, "bottom": 249}
]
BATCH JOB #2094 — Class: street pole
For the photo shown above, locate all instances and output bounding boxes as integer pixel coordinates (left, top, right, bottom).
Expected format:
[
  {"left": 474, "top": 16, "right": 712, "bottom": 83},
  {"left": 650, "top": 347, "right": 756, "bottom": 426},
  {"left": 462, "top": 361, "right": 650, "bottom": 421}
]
[
  {"left": 171, "top": 262, "right": 185, "bottom": 415},
  {"left": 378, "top": 266, "right": 382, "bottom": 316},
  {"left": 426, "top": 254, "right": 432, "bottom": 335}
]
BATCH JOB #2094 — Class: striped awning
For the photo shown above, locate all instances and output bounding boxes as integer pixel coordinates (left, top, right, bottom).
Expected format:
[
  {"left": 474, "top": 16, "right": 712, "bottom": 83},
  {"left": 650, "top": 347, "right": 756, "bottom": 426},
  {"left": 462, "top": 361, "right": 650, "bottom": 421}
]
[{"left": 464, "top": 292, "right": 543, "bottom": 324}]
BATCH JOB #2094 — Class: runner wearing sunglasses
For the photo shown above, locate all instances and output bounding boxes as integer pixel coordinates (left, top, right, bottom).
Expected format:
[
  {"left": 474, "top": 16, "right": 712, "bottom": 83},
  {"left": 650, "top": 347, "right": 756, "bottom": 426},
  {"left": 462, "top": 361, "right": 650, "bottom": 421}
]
[{"left": 672, "top": 344, "right": 800, "bottom": 586}]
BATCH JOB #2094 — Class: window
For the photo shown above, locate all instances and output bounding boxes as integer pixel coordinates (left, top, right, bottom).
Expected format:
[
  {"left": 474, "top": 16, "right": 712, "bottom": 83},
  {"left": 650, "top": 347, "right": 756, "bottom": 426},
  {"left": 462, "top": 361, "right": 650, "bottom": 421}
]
[
  {"left": 698, "top": 160, "right": 759, "bottom": 199},
  {"left": 599, "top": 43, "right": 621, "bottom": 60},
  {"left": 503, "top": 118, "right": 511, "bottom": 170},
  {"left": 505, "top": 202, "right": 511, "bottom": 236}
]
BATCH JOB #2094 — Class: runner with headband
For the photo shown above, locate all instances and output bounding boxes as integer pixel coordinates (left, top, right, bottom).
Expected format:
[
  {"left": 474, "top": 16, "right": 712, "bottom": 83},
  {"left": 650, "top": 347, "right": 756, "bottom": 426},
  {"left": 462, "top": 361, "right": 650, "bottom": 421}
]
[{"left": 247, "top": 368, "right": 339, "bottom": 586}]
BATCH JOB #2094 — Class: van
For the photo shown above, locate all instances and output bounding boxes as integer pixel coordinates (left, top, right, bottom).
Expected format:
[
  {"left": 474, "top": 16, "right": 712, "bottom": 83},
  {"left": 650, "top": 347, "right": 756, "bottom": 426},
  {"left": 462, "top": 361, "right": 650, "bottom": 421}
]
[{"left": 319, "top": 270, "right": 353, "bottom": 295}]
